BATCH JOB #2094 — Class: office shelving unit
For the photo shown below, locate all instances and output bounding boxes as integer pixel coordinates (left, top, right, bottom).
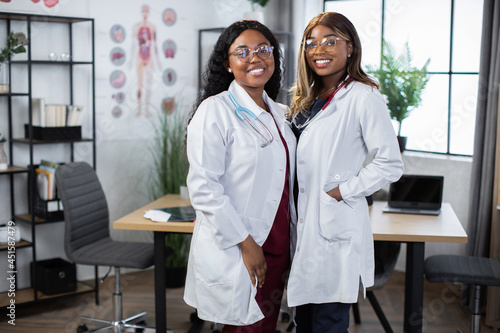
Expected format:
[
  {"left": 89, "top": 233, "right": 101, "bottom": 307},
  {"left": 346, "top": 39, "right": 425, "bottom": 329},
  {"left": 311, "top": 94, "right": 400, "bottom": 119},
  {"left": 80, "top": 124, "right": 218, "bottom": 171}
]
[{"left": 0, "top": 12, "right": 97, "bottom": 308}]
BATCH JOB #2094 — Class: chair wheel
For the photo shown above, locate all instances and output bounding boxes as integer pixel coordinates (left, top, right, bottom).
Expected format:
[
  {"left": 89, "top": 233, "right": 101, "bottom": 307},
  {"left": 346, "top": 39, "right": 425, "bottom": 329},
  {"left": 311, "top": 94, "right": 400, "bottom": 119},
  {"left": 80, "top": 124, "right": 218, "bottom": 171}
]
[
  {"left": 281, "top": 312, "right": 291, "bottom": 322},
  {"left": 135, "top": 320, "right": 146, "bottom": 332},
  {"left": 77, "top": 324, "right": 88, "bottom": 333}
]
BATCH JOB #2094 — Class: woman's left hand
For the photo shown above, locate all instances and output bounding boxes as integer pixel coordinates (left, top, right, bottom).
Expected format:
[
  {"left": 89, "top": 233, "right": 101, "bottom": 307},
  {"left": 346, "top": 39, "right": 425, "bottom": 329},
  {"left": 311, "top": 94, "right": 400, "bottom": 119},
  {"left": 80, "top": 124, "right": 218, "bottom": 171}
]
[
  {"left": 327, "top": 187, "right": 343, "bottom": 201},
  {"left": 239, "top": 235, "right": 267, "bottom": 288}
]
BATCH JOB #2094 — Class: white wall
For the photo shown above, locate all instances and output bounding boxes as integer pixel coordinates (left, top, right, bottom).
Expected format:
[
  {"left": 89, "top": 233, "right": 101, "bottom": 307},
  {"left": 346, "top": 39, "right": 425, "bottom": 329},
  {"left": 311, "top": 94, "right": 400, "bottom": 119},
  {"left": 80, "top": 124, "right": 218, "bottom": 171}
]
[{"left": 0, "top": 0, "right": 474, "bottom": 290}]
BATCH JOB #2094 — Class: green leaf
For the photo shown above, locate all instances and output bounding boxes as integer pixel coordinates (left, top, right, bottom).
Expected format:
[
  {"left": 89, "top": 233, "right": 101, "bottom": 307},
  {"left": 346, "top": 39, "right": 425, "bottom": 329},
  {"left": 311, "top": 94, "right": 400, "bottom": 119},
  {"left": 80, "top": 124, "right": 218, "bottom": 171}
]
[{"left": 368, "top": 40, "right": 430, "bottom": 136}]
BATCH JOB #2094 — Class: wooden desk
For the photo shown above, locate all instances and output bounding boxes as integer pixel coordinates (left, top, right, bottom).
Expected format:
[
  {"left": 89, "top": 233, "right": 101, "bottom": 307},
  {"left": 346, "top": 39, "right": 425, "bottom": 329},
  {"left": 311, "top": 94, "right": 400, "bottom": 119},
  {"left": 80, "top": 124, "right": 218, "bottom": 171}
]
[
  {"left": 370, "top": 201, "right": 467, "bottom": 333},
  {"left": 114, "top": 194, "right": 194, "bottom": 333},
  {"left": 113, "top": 196, "right": 467, "bottom": 333}
]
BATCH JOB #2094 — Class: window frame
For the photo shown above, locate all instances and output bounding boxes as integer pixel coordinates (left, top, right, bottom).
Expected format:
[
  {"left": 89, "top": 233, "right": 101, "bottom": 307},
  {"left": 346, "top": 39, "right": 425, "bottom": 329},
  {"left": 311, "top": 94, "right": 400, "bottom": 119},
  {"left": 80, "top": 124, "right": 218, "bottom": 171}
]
[{"left": 323, "top": 0, "right": 481, "bottom": 157}]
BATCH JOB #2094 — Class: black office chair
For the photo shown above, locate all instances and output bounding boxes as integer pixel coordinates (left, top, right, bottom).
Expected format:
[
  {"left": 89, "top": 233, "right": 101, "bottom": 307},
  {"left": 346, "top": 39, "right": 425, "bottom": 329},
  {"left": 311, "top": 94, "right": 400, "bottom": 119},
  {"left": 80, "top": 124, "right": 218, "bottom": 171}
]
[
  {"left": 56, "top": 162, "right": 158, "bottom": 333},
  {"left": 352, "top": 241, "right": 401, "bottom": 333},
  {"left": 424, "top": 255, "right": 500, "bottom": 333}
]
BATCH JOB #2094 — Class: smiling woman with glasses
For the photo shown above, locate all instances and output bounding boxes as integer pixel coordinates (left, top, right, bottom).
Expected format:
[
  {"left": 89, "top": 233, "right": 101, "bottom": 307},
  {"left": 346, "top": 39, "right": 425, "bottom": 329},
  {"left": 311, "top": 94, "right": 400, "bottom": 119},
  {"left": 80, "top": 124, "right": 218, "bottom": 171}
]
[
  {"left": 184, "top": 20, "right": 297, "bottom": 333},
  {"left": 288, "top": 12, "right": 404, "bottom": 333}
]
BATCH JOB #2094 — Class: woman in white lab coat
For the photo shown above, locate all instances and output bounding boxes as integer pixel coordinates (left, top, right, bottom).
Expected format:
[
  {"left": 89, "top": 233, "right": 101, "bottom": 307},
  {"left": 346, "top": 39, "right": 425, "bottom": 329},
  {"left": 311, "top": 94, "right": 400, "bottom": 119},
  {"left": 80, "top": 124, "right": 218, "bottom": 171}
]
[
  {"left": 184, "top": 20, "right": 297, "bottom": 332},
  {"left": 287, "top": 12, "right": 404, "bottom": 332}
]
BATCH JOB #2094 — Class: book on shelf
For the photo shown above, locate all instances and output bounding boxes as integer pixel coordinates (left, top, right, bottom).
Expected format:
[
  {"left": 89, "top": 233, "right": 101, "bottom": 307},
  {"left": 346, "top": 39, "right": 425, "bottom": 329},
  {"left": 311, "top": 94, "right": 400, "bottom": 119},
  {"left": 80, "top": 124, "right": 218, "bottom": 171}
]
[
  {"left": 67, "top": 105, "right": 83, "bottom": 126},
  {"left": 44, "top": 104, "right": 58, "bottom": 127},
  {"left": 35, "top": 168, "right": 52, "bottom": 200},
  {"left": 32, "top": 98, "right": 46, "bottom": 127},
  {"left": 35, "top": 160, "right": 61, "bottom": 200},
  {"left": 41, "top": 159, "right": 60, "bottom": 170},
  {"left": 40, "top": 104, "right": 83, "bottom": 128}
]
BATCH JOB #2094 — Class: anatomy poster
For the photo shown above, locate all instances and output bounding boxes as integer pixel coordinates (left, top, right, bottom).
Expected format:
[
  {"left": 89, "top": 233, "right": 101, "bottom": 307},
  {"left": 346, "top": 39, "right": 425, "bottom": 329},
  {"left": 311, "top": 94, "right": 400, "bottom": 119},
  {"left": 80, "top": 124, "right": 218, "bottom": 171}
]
[{"left": 92, "top": 1, "right": 197, "bottom": 140}]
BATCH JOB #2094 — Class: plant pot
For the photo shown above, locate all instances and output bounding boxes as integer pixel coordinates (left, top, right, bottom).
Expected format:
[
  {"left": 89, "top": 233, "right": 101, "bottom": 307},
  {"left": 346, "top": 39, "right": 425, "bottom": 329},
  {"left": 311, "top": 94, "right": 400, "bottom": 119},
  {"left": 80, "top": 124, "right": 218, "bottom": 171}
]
[
  {"left": 397, "top": 136, "right": 407, "bottom": 152},
  {"left": 165, "top": 266, "right": 187, "bottom": 288},
  {"left": 244, "top": 11, "right": 264, "bottom": 23},
  {"left": 0, "top": 61, "right": 9, "bottom": 93}
]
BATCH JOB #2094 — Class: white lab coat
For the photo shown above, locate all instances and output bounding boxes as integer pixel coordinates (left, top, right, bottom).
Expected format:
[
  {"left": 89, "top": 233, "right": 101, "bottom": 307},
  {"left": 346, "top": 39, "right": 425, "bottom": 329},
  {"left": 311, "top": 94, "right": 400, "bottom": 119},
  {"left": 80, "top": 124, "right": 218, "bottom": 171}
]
[
  {"left": 287, "top": 81, "right": 404, "bottom": 307},
  {"left": 184, "top": 81, "right": 297, "bottom": 325}
]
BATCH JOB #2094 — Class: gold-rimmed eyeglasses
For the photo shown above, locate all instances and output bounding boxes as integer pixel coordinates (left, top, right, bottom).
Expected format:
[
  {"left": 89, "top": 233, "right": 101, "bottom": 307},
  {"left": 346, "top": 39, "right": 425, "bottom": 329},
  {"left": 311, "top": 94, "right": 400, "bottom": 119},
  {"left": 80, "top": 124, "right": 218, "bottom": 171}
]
[
  {"left": 304, "top": 37, "right": 347, "bottom": 54},
  {"left": 229, "top": 45, "right": 274, "bottom": 63}
]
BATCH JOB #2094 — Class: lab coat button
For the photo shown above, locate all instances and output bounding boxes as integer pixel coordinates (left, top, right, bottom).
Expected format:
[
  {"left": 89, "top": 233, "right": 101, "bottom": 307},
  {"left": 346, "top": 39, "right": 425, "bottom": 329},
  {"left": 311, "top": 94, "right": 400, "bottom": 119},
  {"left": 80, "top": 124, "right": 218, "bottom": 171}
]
[
  {"left": 299, "top": 160, "right": 305, "bottom": 164},
  {"left": 335, "top": 174, "right": 340, "bottom": 180},
  {"left": 300, "top": 188, "right": 305, "bottom": 193},
  {"left": 299, "top": 218, "right": 304, "bottom": 223},
  {"left": 303, "top": 131, "right": 308, "bottom": 136}
]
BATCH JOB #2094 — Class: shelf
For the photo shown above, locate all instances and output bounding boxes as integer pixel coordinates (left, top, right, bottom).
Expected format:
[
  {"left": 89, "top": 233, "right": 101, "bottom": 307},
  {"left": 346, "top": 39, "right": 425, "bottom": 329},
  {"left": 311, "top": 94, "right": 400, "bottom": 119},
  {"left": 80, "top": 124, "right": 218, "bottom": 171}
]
[
  {"left": 11, "top": 60, "right": 93, "bottom": 65},
  {"left": 12, "top": 137, "right": 93, "bottom": 144},
  {"left": 15, "top": 214, "right": 63, "bottom": 225},
  {"left": 0, "top": 240, "right": 32, "bottom": 251},
  {"left": 0, "top": 10, "right": 97, "bottom": 310},
  {"left": 0, "top": 287, "right": 34, "bottom": 307},
  {"left": 0, "top": 93, "right": 29, "bottom": 97},
  {"left": 0, "top": 12, "right": 93, "bottom": 24},
  {"left": 0, "top": 166, "right": 28, "bottom": 175},
  {"left": 0, "top": 282, "right": 95, "bottom": 308}
]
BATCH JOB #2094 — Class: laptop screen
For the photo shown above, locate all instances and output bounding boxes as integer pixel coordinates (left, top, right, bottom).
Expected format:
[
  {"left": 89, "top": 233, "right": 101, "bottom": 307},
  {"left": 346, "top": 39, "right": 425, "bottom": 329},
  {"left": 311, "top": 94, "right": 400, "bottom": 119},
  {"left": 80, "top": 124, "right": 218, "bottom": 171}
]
[{"left": 388, "top": 175, "right": 444, "bottom": 210}]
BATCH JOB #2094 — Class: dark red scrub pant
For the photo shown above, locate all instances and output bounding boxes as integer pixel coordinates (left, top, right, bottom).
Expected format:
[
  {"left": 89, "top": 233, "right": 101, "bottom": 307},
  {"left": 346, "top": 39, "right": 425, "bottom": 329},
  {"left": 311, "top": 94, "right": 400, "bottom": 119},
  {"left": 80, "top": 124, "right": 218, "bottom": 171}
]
[{"left": 222, "top": 251, "right": 290, "bottom": 333}]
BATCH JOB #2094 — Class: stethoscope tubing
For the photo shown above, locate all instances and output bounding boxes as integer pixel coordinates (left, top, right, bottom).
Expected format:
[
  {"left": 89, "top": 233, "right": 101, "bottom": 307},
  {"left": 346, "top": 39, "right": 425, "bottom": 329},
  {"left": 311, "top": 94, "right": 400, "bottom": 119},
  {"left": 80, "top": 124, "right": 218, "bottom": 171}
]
[{"left": 228, "top": 91, "right": 274, "bottom": 147}]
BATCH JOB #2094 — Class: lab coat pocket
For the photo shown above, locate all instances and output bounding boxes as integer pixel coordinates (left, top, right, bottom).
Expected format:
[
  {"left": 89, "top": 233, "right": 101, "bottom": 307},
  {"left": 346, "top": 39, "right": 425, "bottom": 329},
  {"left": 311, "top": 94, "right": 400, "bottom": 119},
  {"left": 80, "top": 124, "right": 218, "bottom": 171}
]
[
  {"left": 318, "top": 190, "right": 360, "bottom": 242},
  {"left": 193, "top": 223, "right": 236, "bottom": 286}
]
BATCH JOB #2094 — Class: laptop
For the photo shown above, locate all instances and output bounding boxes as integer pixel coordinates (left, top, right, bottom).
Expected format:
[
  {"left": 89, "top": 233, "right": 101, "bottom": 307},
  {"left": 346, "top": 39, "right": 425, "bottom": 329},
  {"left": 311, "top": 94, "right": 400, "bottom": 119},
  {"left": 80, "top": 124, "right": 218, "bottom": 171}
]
[{"left": 383, "top": 175, "right": 444, "bottom": 215}]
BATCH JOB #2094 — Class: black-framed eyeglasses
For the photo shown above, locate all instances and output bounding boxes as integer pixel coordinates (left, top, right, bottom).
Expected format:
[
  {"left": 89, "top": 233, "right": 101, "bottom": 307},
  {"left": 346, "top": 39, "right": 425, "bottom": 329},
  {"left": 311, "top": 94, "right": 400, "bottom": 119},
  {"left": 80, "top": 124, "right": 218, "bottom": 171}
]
[
  {"left": 229, "top": 45, "right": 274, "bottom": 63},
  {"left": 304, "top": 37, "right": 347, "bottom": 54}
]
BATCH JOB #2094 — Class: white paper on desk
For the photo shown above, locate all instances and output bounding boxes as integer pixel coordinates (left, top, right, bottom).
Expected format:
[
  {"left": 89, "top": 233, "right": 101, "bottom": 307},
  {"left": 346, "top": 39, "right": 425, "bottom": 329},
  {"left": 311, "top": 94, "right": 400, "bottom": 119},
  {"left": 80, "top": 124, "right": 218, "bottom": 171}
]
[{"left": 144, "top": 210, "right": 171, "bottom": 222}]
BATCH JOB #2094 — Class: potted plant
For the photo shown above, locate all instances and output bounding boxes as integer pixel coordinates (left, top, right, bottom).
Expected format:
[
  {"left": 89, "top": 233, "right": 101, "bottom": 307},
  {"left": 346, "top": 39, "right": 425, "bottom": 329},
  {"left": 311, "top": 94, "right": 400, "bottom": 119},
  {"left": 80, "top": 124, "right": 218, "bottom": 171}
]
[
  {"left": 249, "top": 0, "right": 270, "bottom": 10},
  {"left": 370, "top": 41, "right": 430, "bottom": 151},
  {"left": 245, "top": 0, "right": 270, "bottom": 22},
  {"left": 148, "top": 98, "right": 191, "bottom": 288},
  {"left": 0, "top": 32, "right": 28, "bottom": 93}
]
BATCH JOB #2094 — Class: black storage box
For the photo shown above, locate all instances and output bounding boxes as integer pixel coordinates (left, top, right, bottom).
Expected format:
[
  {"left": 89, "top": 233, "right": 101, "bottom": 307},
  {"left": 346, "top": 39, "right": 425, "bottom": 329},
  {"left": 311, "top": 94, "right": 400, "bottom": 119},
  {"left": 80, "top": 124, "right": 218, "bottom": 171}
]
[
  {"left": 24, "top": 125, "right": 81, "bottom": 140},
  {"left": 31, "top": 258, "right": 76, "bottom": 295}
]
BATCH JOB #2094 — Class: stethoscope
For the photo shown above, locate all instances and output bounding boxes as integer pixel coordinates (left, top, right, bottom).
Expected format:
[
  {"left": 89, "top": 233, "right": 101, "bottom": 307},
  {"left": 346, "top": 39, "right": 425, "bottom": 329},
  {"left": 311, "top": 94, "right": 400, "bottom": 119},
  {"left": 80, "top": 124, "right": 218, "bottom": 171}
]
[
  {"left": 292, "top": 75, "right": 350, "bottom": 130},
  {"left": 228, "top": 91, "right": 274, "bottom": 148}
]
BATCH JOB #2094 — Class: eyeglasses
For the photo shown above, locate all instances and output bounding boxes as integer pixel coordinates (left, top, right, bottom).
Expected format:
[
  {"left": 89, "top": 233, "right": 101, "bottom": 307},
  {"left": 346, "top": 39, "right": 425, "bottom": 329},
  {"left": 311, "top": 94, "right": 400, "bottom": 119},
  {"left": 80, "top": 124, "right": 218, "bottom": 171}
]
[
  {"left": 229, "top": 45, "right": 274, "bottom": 63},
  {"left": 304, "top": 37, "right": 347, "bottom": 54}
]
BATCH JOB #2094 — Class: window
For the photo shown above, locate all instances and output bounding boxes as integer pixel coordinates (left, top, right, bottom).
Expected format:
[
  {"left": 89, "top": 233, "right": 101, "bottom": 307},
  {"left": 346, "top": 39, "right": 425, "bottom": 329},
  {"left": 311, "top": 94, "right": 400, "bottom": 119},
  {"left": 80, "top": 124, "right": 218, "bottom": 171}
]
[{"left": 324, "top": 0, "right": 483, "bottom": 156}]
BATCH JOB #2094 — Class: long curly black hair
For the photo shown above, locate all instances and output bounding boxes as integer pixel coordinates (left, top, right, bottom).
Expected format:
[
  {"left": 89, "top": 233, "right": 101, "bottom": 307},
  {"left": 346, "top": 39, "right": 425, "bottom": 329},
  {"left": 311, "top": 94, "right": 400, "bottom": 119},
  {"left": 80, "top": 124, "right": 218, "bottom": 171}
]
[{"left": 190, "top": 20, "right": 282, "bottom": 122}]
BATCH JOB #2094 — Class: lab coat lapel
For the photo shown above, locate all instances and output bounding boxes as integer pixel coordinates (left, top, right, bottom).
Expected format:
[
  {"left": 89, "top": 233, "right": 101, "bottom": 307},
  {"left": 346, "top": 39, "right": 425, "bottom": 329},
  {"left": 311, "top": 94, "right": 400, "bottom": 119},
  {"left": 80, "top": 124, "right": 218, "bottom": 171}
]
[
  {"left": 313, "top": 82, "right": 355, "bottom": 121},
  {"left": 228, "top": 81, "right": 268, "bottom": 119}
]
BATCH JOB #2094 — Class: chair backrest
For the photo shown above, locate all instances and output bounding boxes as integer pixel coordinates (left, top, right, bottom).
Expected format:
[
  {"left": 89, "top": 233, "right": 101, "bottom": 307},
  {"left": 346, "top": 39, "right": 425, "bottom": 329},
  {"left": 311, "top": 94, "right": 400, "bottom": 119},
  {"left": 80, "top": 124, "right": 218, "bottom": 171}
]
[{"left": 55, "top": 162, "right": 110, "bottom": 262}]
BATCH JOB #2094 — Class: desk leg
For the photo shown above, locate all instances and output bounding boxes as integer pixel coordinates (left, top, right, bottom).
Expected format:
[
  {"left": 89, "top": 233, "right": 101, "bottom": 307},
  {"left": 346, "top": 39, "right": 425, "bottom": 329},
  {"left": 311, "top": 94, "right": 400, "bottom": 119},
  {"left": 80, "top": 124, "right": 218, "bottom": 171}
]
[
  {"left": 154, "top": 231, "right": 167, "bottom": 333},
  {"left": 404, "top": 242, "right": 425, "bottom": 333}
]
